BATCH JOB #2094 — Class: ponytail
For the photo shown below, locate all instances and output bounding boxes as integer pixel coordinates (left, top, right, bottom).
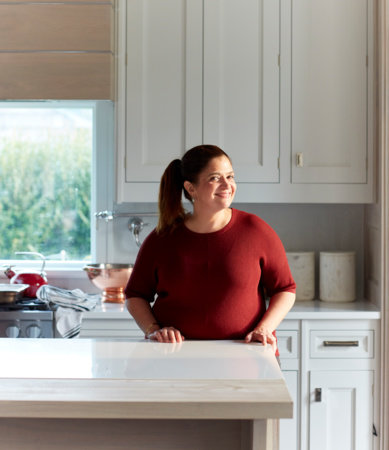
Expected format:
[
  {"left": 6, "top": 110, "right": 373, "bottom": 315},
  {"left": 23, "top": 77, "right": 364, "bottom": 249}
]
[{"left": 157, "top": 159, "right": 186, "bottom": 234}]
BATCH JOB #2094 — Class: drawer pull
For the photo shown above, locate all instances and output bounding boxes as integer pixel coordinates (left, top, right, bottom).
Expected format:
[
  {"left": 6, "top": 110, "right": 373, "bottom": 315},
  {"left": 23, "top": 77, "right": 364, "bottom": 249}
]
[{"left": 323, "top": 340, "right": 359, "bottom": 347}]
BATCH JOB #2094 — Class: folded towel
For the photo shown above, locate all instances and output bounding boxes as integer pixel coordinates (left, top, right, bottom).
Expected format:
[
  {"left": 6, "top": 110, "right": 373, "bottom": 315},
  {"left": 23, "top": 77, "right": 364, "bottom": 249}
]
[
  {"left": 55, "top": 307, "right": 82, "bottom": 338},
  {"left": 36, "top": 285, "right": 100, "bottom": 338}
]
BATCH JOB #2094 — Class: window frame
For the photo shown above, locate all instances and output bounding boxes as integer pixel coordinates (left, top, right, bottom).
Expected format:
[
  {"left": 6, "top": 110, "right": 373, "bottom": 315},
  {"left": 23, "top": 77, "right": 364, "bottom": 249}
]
[{"left": 0, "top": 100, "right": 114, "bottom": 278}]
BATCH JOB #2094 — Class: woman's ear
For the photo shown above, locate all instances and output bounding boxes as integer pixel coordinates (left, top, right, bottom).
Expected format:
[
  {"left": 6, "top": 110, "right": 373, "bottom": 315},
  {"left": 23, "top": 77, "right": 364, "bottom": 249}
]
[{"left": 183, "top": 180, "right": 195, "bottom": 197}]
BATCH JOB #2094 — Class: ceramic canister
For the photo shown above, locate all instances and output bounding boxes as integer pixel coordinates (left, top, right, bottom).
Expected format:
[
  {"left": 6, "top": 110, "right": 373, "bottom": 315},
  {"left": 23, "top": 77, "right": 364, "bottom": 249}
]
[
  {"left": 319, "top": 251, "right": 356, "bottom": 302},
  {"left": 286, "top": 252, "right": 315, "bottom": 301}
]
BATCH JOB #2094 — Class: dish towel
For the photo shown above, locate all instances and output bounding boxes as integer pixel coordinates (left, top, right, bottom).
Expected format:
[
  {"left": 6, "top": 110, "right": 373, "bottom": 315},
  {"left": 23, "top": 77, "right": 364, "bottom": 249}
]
[{"left": 36, "top": 285, "right": 100, "bottom": 338}]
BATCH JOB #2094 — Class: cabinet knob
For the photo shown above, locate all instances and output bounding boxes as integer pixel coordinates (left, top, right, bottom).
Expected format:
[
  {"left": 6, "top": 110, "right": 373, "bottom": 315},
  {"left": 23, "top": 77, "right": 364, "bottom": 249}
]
[{"left": 314, "top": 388, "right": 322, "bottom": 402}]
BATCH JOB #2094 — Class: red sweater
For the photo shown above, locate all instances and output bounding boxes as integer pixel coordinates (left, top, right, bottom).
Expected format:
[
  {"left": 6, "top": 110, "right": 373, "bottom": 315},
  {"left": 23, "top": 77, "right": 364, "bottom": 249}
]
[{"left": 125, "top": 208, "right": 295, "bottom": 342}]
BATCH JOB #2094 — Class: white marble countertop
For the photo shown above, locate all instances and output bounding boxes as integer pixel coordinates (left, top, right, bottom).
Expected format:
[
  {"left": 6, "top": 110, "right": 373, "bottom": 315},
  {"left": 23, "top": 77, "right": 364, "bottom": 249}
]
[
  {"left": 0, "top": 339, "right": 292, "bottom": 420},
  {"left": 285, "top": 299, "right": 380, "bottom": 319},
  {"left": 0, "top": 339, "right": 282, "bottom": 380},
  {"left": 84, "top": 299, "right": 380, "bottom": 320}
]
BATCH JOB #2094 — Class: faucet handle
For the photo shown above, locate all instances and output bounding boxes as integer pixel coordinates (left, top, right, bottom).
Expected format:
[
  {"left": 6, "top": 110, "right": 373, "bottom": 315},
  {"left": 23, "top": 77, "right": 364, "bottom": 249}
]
[{"left": 128, "top": 217, "right": 149, "bottom": 247}]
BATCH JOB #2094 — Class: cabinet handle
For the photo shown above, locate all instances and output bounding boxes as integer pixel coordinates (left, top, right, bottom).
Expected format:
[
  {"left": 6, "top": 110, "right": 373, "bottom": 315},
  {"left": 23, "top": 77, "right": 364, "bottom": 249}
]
[
  {"left": 296, "top": 152, "right": 304, "bottom": 167},
  {"left": 314, "top": 388, "right": 322, "bottom": 402},
  {"left": 323, "top": 340, "right": 359, "bottom": 347}
]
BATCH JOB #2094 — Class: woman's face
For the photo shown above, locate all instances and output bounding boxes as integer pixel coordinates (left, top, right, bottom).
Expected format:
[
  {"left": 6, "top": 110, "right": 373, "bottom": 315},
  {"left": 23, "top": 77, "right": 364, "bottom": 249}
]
[{"left": 184, "top": 156, "right": 236, "bottom": 213}]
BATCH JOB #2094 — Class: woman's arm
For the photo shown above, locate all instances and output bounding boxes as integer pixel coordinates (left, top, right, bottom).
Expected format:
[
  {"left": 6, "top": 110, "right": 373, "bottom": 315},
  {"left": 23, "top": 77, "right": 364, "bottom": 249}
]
[
  {"left": 244, "top": 291, "right": 295, "bottom": 350},
  {"left": 127, "top": 297, "right": 184, "bottom": 343}
]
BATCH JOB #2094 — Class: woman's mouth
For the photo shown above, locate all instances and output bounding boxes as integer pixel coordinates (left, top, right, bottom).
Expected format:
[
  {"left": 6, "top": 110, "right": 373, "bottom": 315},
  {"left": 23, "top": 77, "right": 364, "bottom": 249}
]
[{"left": 216, "top": 191, "right": 232, "bottom": 198}]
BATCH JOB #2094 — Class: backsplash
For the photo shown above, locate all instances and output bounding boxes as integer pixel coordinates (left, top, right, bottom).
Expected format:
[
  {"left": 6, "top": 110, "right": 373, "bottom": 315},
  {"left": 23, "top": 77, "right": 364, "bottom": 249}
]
[{"left": 104, "top": 203, "right": 365, "bottom": 299}]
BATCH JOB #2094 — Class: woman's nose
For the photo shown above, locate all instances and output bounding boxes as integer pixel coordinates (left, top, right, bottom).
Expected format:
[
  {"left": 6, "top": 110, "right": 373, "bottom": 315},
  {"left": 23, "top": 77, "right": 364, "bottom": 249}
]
[{"left": 220, "top": 177, "right": 229, "bottom": 187}]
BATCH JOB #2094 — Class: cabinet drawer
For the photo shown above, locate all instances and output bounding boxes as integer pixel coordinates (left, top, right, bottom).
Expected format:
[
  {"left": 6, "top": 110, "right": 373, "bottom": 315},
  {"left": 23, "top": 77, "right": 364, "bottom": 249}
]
[
  {"left": 79, "top": 329, "right": 142, "bottom": 339},
  {"left": 310, "top": 330, "right": 374, "bottom": 358},
  {"left": 277, "top": 330, "right": 299, "bottom": 359},
  {"left": 80, "top": 318, "right": 143, "bottom": 339},
  {"left": 81, "top": 318, "right": 138, "bottom": 330}
]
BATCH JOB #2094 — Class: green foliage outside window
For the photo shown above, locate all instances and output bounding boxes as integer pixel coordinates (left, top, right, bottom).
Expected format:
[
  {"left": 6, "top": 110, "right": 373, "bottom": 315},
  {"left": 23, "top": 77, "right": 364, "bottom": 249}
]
[{"left": 0, "top": 129, "right": 91, "bottom": 260}]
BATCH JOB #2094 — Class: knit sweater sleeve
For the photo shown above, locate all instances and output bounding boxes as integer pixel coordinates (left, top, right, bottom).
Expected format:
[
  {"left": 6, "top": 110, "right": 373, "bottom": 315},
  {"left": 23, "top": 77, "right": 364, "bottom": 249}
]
[
  {"left": 124, "top": 230, "right": 159, "bottom": 303},
  {"left": 254, "top": 218, "right": 296, "bottom": 298}
]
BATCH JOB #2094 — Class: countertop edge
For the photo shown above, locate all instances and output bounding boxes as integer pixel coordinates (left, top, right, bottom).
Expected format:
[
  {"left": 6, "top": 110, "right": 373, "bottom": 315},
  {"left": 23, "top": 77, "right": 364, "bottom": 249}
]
[{"left": 0, "top": 378, "right": 293, "bottom": 420}]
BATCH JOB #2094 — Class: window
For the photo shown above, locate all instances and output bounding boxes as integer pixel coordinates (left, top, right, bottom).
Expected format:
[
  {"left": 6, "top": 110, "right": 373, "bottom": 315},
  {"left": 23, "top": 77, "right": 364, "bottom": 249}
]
[{"left": 0, "top": 101, "right": 114, "bottom": 270}]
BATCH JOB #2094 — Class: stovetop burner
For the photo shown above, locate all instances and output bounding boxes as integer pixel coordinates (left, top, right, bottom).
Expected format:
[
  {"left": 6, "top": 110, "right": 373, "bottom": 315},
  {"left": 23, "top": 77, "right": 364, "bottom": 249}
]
[{"left": 0, "top": 297, "right": 50, "bottom": 312}]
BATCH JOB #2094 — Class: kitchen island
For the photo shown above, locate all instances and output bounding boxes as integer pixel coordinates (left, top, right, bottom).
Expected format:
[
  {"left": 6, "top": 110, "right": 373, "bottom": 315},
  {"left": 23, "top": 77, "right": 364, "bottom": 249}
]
[{"left": 0, "top": 339, "right": 292, "bottom": 450}]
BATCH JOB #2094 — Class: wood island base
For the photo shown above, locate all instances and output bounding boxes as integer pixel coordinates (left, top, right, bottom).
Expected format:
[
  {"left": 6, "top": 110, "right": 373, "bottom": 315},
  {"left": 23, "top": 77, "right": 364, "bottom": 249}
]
[{"left": 0, "top": 418, "right": 278, "bottom": 450}]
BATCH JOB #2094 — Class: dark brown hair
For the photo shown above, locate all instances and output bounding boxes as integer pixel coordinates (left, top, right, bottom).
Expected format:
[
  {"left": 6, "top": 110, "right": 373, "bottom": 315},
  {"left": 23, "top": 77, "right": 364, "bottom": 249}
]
[{"left": 157, "top": 145, "right": 230, "bottom": 233}]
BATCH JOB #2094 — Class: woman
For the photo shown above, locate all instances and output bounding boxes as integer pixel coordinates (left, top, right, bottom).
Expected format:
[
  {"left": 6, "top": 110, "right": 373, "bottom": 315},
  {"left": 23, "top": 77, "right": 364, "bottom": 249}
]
[{"left": 125, "top": 145, "right": 296, "bottom": 354}]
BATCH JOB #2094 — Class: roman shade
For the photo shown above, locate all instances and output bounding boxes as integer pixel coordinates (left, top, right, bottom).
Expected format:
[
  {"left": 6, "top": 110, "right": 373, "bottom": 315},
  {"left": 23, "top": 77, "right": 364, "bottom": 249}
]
[{"left": 0, "top": 0, "right": 114, "bottom": 100}]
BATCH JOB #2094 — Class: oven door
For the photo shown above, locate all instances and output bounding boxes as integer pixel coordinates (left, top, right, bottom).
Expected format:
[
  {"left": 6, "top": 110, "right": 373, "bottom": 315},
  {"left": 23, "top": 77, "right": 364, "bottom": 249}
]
[{"left": 0, "top": 311, "right": 54, "bottom": 338}]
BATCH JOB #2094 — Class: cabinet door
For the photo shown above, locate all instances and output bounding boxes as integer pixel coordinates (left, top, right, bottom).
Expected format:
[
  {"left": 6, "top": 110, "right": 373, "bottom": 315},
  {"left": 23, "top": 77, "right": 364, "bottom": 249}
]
[
  {"left": 291, "top": 0, "right": 371, "bottom": 184},
  {"left": 279, "top": 371, "right": 298, "bottom": 450},
  {"left": 309, "top": 370, "right": 373, "bottom": 450},
  {"left": 124, "top": 0, "right": 203, "bottom": 183},
  {"left": 203, "top": 0, "right": 280, "bottom": 183}
]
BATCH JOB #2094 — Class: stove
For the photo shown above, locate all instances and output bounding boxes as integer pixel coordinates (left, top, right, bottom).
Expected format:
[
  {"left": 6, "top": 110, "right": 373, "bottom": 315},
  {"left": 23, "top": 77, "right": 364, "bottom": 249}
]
[{"left": 0, "top": 298, "right": 54, "bottom": 338}]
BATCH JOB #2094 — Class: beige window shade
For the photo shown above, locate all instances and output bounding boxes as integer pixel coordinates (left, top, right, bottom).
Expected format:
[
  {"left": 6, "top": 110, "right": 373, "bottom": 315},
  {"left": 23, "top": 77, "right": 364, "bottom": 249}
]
[{"left": 0, "top": 1, "right": 114, "bottom": 100}]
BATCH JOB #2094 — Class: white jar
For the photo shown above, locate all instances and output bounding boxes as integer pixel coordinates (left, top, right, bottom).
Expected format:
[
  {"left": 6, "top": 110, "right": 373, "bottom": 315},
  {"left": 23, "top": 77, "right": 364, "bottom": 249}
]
[
  {"left": 319, "top": 251, "right": 356, "bottom": 302},
  {"left": 286, "top": 252, "right": 315, "bottom": 301}
]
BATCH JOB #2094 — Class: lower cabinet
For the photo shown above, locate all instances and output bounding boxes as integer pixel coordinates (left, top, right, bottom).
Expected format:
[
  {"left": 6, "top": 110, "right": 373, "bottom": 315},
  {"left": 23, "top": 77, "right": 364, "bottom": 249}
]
[
  {"left": 79, "top": 317, "right": 143, "bottom": 339},
  {"left": 279, "top": 370, "right": 299, "bottom": 450},
  {"left": 278, "top": 321, "right": 300, "bottom": 450},
  {"left": 309, "top": 370, "right": 373, "bottom": 450},
  {"left": 279, "top": 317, "right": 379, "bottom": 450}
]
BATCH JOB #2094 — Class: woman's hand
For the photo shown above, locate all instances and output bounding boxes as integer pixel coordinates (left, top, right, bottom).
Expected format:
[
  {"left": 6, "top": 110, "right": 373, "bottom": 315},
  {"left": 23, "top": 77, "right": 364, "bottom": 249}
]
[
  {"left": 244, "top": 291, "right": 295, "bottom": 353},
  {"left": 244, "top": 325, "right": 277, "bottom": 353},
  {"left": 148, "top": 326, "right": 185, "bottom": 343}
]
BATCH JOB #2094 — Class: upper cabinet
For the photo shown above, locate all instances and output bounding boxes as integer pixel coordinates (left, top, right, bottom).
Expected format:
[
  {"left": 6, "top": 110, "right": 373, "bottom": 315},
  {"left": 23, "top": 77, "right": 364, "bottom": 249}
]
[
  {"left": 202, "top": 0, "right": 280, "bottom": 183},
  {"left": 116, "top": 0, "right": 375, "bottom": 203},
  {"left": 291, "top": 0, "right": 372, "bottom": 185},
  {"left": 121, "top": 0, "right": 202, "bottom": 185},
  {"left": 116, "top": 0, "right": 280, "bottom": 202}
]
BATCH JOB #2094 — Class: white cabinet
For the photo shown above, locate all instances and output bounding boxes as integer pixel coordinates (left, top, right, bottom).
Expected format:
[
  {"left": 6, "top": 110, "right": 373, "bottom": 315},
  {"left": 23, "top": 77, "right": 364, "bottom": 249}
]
[
  {"left": 305, "top": 320, "right": 377, "bottom": 450},
  {"left": 203, "top": 0, "right": 280, "bottom": 183},
  {"left": 121, "top": 0, "right": 203, "bottom": 185},
  {"left": 116, "top": 0, "right": 375, "bottom": 203},
  {"left": 116, "top": 0, "right": 280, "bottom": 202},
  {"left": 278, "top": 317, "right": 379, "bottom": 450},
  {"left": 279, "top": 371, "right": 298, "bottom": 450},
  {"left": 278, "top": 322, "right": 300, "bottom": 450},
  {"left": 309, "top": 371, "right": 373, "bottom": 450},
  {"left": 291, "top": 0, "right": 373, "bottom": 186}
]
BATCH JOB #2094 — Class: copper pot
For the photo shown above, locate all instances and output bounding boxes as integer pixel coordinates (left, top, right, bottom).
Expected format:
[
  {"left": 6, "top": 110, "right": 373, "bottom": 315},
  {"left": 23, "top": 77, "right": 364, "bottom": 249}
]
[{"left": 83, "top": 263, "right": 133, "bottom": 303}]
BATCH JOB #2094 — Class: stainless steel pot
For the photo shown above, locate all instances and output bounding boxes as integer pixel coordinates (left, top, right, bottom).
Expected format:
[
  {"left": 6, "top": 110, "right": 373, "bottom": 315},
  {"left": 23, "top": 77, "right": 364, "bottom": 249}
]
[{"left": 0, "top": 284, "right": 29, "bottom": 304}]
